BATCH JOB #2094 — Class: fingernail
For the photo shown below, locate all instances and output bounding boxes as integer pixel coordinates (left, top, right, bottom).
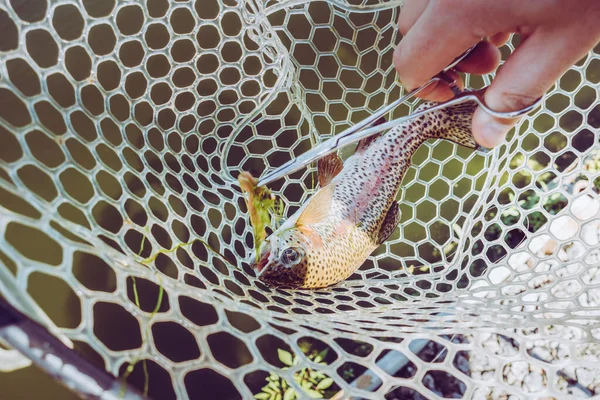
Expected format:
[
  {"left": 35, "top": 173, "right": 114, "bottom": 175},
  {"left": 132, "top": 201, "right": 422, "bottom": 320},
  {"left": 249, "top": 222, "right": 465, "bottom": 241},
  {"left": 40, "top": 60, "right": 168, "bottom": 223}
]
[{"left": 480, "top": 118, "right": 511, "bottom": 148}]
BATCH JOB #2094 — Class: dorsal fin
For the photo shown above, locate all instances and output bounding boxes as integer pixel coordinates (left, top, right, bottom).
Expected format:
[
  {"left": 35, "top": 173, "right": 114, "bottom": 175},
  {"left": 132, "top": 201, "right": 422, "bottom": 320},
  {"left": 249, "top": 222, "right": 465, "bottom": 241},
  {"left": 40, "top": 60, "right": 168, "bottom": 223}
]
[
  {"left": 356, "top": 116, "right": 386, "bottom": 153},
  {"left": 317, "top": 153, "right": 343, "bottom": 187},
  {"left": 297, "top": 184, "right": 335, "bottom": 226}
]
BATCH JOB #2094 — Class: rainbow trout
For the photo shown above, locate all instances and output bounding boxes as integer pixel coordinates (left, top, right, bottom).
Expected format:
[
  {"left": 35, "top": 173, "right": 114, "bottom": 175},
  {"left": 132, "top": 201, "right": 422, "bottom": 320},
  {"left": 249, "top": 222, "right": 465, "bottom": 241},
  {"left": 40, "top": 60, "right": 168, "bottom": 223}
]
[{"left": 254, "top": 101, "right": 480, "bottom": 288}]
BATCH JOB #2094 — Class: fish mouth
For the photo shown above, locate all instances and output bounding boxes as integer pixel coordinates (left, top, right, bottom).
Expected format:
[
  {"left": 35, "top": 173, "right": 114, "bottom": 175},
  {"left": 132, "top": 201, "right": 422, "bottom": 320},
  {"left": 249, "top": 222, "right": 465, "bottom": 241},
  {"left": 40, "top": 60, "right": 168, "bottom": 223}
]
[{"left": 258, "top": 264, "right": 304, "bottom": 288}]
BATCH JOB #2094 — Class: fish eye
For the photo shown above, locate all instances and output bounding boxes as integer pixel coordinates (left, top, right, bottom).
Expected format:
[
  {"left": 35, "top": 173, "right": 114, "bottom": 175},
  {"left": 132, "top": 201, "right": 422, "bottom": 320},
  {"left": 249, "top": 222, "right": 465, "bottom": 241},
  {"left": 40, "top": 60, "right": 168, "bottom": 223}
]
[{"left": 281, "top": 248, "right": 302, "bottom": 266}]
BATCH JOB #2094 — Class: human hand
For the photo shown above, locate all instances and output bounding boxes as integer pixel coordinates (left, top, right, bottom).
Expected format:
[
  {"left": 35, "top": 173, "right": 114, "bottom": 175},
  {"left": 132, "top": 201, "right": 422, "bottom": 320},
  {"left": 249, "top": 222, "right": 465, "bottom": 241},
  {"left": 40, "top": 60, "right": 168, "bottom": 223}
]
[{"left": 393, "top": 0, "right": 600, "bottom": 148}]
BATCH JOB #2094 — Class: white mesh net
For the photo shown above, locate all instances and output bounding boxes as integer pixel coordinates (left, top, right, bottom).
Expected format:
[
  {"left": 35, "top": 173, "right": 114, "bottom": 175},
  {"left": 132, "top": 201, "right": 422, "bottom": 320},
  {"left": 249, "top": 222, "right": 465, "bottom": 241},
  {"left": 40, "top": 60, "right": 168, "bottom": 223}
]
[{"left": 0, "top": 0, "right": 599, "bottom": 398}]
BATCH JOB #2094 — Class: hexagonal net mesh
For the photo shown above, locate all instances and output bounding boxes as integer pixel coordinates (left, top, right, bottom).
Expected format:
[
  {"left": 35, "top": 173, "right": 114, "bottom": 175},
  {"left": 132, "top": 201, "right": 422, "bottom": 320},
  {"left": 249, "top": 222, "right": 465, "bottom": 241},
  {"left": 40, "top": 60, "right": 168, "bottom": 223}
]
[{"left": 0, "top": 0, "right": 599, "bottom": 398}]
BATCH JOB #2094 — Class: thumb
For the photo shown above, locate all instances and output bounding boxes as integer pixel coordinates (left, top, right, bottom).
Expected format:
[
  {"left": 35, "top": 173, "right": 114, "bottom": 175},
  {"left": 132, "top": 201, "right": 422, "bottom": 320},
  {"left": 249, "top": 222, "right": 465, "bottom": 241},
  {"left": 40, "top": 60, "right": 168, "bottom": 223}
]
[{"left": 472, "top": 29, "right": 598, "bottom": 148}]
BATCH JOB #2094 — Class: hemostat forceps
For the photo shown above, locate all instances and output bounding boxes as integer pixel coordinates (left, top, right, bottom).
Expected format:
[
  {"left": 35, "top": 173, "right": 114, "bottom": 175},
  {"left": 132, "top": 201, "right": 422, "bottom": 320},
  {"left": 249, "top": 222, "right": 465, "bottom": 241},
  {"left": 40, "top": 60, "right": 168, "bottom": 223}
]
[{"left": 257, "top": 42, "right": 543, "bottom": 188}]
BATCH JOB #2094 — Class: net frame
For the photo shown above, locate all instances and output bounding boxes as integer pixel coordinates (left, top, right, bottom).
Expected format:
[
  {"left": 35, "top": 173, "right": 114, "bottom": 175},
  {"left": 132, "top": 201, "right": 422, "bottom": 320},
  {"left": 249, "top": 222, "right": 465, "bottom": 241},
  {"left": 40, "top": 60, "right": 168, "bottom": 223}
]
[{"left": 0, "top": 0, "right": 599, "bottom": 398}]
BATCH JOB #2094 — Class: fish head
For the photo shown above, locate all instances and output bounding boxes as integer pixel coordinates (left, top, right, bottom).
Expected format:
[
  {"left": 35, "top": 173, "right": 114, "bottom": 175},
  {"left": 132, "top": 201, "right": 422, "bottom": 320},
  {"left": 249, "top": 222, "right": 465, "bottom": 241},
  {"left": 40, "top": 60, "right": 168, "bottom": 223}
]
[
  {"left": 253, "top": 184, "right": 351, "bottom": 289},
  {"left": 254, "top": 227, "right": 312, "bottom": 289}
]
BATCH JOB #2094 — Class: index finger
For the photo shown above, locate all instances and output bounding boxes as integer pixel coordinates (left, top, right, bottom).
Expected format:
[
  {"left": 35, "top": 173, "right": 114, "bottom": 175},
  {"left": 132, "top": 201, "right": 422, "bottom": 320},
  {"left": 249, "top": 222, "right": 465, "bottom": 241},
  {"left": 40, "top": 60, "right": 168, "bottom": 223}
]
[
  {"left": 393, "top": 3, "right": 479, "bottom": 90},
  {"left": 393, "top": 0, "right": 526, "bottom": 90}
]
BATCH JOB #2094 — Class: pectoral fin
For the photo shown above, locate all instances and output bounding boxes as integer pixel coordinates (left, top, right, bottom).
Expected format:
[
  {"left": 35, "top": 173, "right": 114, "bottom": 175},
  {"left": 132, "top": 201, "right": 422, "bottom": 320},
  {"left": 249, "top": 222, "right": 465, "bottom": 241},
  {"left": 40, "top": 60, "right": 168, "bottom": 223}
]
[
  {"left": 317, "top": 153, "right": 343, "bottom": 187},
  {"left": 297, "top": 184, "right": 335, "bottom": 226},
  {"left": 377, "top": 201, "right": 401, "bottom": 245}
]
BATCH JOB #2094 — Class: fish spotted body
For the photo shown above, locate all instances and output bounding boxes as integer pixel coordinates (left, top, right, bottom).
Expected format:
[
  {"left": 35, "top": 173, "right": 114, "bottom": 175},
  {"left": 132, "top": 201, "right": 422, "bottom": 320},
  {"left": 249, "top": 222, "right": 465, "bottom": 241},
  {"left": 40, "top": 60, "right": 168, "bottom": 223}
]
[{"left": 255, "top": 101, "right": 480, "bottom": 289}]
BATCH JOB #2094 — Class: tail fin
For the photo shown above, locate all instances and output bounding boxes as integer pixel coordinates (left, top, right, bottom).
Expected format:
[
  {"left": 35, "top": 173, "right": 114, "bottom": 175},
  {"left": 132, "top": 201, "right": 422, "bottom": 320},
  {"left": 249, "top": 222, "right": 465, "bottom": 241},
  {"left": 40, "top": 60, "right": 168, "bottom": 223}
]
[{"left": 418, "top": 100, "right": 479, "bottom": 149}]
